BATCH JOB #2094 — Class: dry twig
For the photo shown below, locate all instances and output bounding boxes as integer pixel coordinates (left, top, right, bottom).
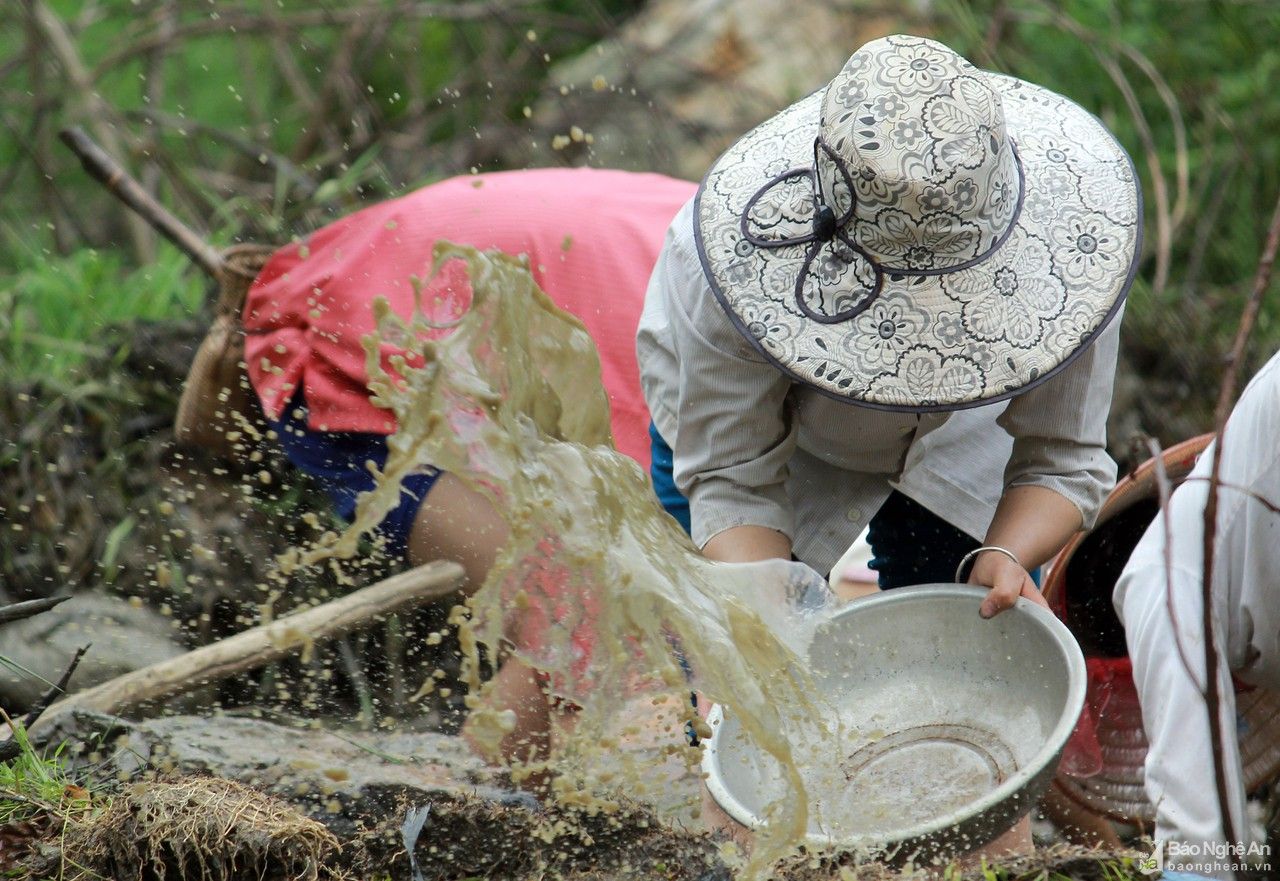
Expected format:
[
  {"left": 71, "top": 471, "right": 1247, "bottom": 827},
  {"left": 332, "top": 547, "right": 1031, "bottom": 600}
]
[
  {"left": 1142, "top": 437, "right": 1202, "bottom": 696},
  {"left": 58, "top": 127, "right": 225, "bottom": 279},
  {"left": 29, "top": 0, "right": 154, "bottom": 260}
]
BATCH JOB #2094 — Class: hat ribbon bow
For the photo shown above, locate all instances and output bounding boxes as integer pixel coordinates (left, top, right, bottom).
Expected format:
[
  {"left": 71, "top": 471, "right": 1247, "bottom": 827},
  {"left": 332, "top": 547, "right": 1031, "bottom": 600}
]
[{"left": 739, "top": 137, "right": 885, "bottom": 326}]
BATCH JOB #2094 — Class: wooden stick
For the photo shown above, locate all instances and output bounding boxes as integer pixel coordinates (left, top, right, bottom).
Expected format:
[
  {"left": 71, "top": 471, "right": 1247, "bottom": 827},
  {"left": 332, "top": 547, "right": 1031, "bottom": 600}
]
[
  {"left": 57, "top": 126, "right": 225, "bottom": 280},
  {"left": 0, "top": 644, "right": 90, "bottom": 763},
  {"left": 0, "top": 595, "right": 70, "bottom": 626},
  {"left": 27, "top": 561, "right": 465, "bottom": 735}
]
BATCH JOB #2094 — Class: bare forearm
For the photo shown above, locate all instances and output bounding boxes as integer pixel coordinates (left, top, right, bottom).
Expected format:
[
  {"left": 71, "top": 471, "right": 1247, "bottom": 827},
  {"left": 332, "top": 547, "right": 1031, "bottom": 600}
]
[
  {"left": 969, "top": 485, "right": 1081, "bottom": 617},
  {"left": 702, "top": 524, "right": 792, "bottom": 563},
  {"left": 983, "top": 485, "right": 1082, "bottom": 570}
]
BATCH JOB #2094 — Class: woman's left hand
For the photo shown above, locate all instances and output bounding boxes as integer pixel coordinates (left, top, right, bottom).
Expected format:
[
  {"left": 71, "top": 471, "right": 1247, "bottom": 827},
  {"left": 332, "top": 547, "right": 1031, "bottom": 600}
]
[
  {"left": 968, "top": 549, "right": 1050, "bottom": 618},
  {"left": 973, "top": 485, "right": 1082, "bottom": 619}
]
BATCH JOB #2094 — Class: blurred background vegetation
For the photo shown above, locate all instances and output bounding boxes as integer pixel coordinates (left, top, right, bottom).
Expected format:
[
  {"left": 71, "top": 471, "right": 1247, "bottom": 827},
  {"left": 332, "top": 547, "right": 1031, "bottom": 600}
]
[
  {"left": 1, "top": 0, "right": 1278, "bottom": 629},
  {"left": 2, "top": 7, "right": 1278, "bottom": 870},
  {"left": 0, "top": 0, "right": 644, "bottom": 379},
  {"left": 0, "top": 0, "right": 642, "bottom": 606},
  {"left": 943, "top": 0, "right": 1280, "bottom": 452},
  {"left": 1, "top": 0, "right": 1277, "bottom": 403}
]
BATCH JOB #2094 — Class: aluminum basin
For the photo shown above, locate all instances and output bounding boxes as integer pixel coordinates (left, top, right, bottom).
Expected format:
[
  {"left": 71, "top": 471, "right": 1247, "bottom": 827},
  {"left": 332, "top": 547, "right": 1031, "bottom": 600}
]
[{"left": 702, "top": 584, "right": 1086, "bottom": 860}]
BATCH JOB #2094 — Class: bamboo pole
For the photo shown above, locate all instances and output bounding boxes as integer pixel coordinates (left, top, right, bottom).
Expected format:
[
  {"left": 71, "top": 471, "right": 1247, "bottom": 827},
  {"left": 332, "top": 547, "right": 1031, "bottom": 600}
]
[{"left": 27, "top": 560, "right": 466, "bottom": 736}]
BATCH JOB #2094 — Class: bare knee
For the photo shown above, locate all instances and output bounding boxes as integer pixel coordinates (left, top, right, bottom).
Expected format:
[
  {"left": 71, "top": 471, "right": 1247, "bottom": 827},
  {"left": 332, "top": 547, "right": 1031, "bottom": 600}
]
[{"left": 407, "top": 473, "right": 510, "bottom": 589}]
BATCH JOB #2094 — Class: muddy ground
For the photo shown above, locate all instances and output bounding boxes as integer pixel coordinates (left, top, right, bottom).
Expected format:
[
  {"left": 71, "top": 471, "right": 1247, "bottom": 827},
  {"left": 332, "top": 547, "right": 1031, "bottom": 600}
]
[
  {"left": 9, "top": 708, "right": 1154, "bottom": 881},
  {"left": 1, "top": 321, "right": 1166, "bottom": 880}
]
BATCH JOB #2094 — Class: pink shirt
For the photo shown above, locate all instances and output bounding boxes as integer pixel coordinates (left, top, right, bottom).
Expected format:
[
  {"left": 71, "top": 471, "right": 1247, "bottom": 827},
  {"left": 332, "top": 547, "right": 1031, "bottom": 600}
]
[{"left": 244, "top": 168, "right": 695, "bottom": 469}]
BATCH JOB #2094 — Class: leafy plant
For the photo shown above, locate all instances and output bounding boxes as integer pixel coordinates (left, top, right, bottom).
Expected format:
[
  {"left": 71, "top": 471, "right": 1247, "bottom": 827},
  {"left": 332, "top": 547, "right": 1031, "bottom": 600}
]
[
  {"left": 939, "top": 0, "right": 1280, "bottom": 442},
  {"left": 0, "top": 717, "right": 93, "bottom": 827}
]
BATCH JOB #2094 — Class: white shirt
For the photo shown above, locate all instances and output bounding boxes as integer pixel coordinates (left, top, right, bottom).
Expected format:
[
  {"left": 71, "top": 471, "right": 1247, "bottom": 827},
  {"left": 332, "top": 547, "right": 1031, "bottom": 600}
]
[
  {"left": 1115, "top": 349, "right": 1280, "bottom": 879},
  {"left": 637, "top": 199, "right": 1122, "bottom": 573}
]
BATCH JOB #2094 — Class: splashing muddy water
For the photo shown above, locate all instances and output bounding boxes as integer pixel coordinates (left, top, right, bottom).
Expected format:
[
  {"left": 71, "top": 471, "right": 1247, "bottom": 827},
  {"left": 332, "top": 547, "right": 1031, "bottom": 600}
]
[{"left": 292, "top": 242, "right": 845, "bottom": 877}]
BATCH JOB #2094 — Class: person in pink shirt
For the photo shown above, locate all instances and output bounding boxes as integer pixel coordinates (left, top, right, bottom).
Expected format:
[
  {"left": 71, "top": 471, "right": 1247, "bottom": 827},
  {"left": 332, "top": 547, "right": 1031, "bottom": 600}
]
[
  {"left": 241, "top": 168, "right": 696, "bottom": 777},
  {"left": 246, "top": 168, "right": 692, "bottom": 466}
]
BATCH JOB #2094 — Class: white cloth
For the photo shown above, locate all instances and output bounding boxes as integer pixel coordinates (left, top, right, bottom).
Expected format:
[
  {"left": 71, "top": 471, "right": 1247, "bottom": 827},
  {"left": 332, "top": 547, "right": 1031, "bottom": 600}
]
[
  {"left": 636, "top": 199, "right": 1121, "bottom": 573},
  {"left": 1115, "top": 349, "right": 1280, "bottom": 879}
]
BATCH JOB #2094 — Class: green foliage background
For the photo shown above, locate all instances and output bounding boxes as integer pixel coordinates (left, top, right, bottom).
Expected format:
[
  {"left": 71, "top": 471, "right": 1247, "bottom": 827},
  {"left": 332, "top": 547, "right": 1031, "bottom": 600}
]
[
  {"left": 1, "top": 0, "right": 1279, "bottom": 418},
  {"left": 0, "top": 0, "right": 647, "bottom": 608},
  {"left": 0, "top": 0, "right": 644, "bottom": 377},
  {"left": 2, "top": 5, "right": 1277, "bottom": 868},
  {"left": 946, "top": 0, "right": 1280, "bottom": 429}
]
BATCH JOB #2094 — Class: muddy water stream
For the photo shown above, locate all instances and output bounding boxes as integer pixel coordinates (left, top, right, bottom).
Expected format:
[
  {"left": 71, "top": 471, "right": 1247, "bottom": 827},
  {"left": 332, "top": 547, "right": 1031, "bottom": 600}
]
[{"left": 284, "top": 243, "right": 847, "bottom": 878}]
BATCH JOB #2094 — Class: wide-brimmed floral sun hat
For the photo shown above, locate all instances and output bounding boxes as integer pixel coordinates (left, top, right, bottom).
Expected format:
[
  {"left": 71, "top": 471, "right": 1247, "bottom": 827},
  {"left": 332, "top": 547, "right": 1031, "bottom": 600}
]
[{"left": 695, "top": 34, "right": 1142, "bottom": 409}]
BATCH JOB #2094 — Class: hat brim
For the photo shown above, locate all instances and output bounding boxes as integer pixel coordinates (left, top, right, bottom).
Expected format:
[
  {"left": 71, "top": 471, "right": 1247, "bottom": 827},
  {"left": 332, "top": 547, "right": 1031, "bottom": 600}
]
[{"left": 695, "top": 73, "right": 1142, "bottom": 410}]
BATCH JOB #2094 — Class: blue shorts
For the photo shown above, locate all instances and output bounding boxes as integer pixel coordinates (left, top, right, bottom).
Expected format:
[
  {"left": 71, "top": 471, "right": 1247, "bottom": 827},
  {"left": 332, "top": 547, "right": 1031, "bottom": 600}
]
[
  {"left": 268, "top": 396, "right": 441, "bottom": 560},
  {"left": 648, "top": 422, "right": 691, "bottom": 534}
]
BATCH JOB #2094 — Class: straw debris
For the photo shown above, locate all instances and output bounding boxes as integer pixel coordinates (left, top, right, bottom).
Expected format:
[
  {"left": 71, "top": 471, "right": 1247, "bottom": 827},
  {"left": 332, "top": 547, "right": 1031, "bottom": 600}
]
[{"left": 59, "top": 776, "right": 343, "bottom": 881}]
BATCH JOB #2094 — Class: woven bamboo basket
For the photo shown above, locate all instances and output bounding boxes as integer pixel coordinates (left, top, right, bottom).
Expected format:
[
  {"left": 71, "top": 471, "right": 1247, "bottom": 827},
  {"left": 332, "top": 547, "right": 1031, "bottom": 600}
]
[
  {"left": 1044, "top": 433, "right": 1280, "bottom": 826},
  {"left": 173, "top": 243, "right": 277, "bottom": 459}
]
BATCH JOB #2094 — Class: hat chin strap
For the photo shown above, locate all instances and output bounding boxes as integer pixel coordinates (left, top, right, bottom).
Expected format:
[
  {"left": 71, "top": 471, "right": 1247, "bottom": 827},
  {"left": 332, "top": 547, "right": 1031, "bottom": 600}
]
[
  {"left": 799, "top": 138, "right": 889, "bottom": 324},
  {"left": 812, "top": 203, "right": 837, "bottom": 242},
  {"left": 793, "top": 229, "right": 884, "bottom": 325}
]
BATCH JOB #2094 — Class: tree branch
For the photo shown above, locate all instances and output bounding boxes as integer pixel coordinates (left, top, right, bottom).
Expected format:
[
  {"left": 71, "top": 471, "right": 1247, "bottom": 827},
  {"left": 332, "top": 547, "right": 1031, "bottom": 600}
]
[
  {"left": 121, "top": 109, "right": 317, "bottom": 199},
  {"left": 0, "top": 596, "right": 70, "bottom": 627},
  {"left": 58, "top": 127, "right": 225, "bottom": 280},
  {"left": 0, "top": 643, "right": 88, "bottom": 763},
  {"left": 29, "top": 0, "right": 154, "bottom": 260},
  {"left": 92, "top": 0, "right": 565, "bottom": 76}
]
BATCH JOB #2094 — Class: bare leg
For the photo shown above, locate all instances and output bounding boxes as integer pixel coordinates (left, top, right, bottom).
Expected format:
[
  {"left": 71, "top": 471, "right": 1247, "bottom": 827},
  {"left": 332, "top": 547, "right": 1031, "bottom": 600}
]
[
  {"left": 1041, "top": 778, "right": 1123, "bottom": 848},
  {"left": 407, "top": 472, "right": 509, "bottom": 588},
  {"left": 460, "top": 655, "right": 554, "bottom": 790},
  {"left": 941, "top": 813, "right": 1034, "bottom": 876},
  {"left": 974, "top": 813, "right": 1033, "bottom": 857},
  {"left": 832, "top": 578, "right": 880, "bottom": 602},
  {"left": 406, "top": 474, "right": 557, "bottom": 775},
  {"left": 700, "top": 783, "right": 754, "bottom": 850}
]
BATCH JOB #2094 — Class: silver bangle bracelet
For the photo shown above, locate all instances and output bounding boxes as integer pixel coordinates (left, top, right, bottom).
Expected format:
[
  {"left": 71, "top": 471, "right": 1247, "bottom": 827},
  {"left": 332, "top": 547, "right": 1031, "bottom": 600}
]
[{"left": 954, "top": 545, "right": 1023, "bottom": 583}]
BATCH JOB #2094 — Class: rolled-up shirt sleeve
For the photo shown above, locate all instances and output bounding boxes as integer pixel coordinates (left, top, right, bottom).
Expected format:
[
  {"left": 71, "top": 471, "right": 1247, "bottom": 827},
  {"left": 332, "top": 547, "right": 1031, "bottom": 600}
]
[
  {"left": 637, "top": 206, "right": 797, "bottom": 548},
  {"left": 997, "top": 308, "right": 1123, "bottom": 529}
]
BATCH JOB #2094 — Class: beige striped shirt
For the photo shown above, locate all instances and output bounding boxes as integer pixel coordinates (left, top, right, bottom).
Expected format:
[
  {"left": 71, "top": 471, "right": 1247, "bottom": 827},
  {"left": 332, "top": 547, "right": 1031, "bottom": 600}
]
[{"left": 636, "top": 199, "right": 1120, "bottom": 574}]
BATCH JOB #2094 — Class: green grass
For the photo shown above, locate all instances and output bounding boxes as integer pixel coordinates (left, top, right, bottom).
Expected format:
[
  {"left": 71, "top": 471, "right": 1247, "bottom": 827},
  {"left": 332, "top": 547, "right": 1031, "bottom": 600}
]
[
  {"left": 0, "top": 0, "right": 645, "bottom": 387},
  {"left": 0, "top": 717, "right": 93, "bottom": 826},
  {"left": 6, "top": 0, "right": 1278, "bottom": 380},
  {"left": 941, "top": 0, "right": 1280, "bottom": 337},
  {"left": 0, "top": 234, "right": 207, "bottom": 381}
]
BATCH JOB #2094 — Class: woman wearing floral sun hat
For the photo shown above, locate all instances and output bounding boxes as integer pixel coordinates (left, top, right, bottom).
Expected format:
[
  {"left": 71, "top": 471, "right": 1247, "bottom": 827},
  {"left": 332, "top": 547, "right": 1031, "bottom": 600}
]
[{"left": 637, "top": 33, "right": 1142, "bottom": 621}]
